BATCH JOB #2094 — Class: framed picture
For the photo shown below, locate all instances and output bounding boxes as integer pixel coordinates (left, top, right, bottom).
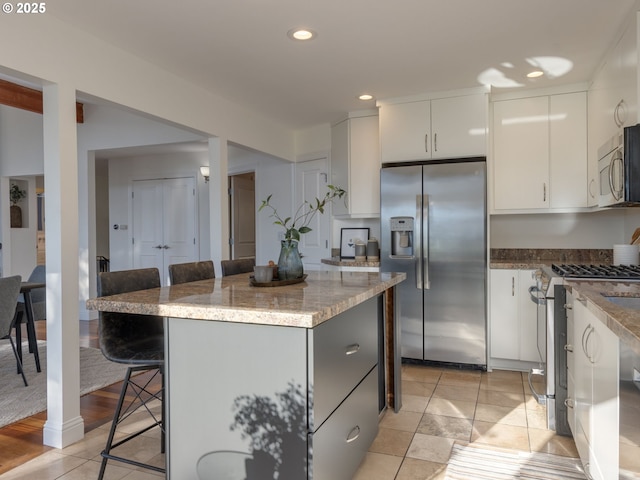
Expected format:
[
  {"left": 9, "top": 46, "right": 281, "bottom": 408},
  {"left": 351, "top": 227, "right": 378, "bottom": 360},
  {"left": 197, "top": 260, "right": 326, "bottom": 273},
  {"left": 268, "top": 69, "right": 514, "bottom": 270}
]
[{"left": 340, "top": 228, "right": 369, "bottom": 259}]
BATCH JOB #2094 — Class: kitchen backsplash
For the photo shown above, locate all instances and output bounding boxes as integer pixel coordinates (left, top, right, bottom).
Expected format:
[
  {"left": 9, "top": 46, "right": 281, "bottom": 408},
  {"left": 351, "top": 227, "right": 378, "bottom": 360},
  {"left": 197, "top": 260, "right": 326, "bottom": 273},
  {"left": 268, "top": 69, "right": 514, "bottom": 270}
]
[{"left": 491, "top": 248, "right": 612, "bottom": 264}]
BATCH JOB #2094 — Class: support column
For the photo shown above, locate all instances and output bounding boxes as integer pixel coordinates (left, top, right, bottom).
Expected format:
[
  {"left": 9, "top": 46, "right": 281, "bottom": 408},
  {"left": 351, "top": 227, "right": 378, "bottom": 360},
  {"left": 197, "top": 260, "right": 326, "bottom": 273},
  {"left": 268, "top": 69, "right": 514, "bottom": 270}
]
[
  {"left": 208, "top": 137, "right": 229, "bottom": 272},
  {"left": 41, "top": 82, "right": 84, "bottom": 448}
]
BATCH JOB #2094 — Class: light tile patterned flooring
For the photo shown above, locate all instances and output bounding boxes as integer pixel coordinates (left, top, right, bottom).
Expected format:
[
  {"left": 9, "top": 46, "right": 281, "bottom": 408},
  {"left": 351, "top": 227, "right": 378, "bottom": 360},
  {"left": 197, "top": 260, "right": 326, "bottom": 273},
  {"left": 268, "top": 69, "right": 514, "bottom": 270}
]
[
  {"left": 353, "top": 363, "right": 579, "bottom": 480},
  {"left": 0, "top": 364, "right": 578, "bottom": 479}
]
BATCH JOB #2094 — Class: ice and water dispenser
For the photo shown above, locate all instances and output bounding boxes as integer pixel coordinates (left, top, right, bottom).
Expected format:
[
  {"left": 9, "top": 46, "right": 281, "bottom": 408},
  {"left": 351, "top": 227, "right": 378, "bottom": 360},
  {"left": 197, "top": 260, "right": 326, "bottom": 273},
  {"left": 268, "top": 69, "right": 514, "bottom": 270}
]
[{"left": 390, "top": 216, "right": 414, "bottom": 258}]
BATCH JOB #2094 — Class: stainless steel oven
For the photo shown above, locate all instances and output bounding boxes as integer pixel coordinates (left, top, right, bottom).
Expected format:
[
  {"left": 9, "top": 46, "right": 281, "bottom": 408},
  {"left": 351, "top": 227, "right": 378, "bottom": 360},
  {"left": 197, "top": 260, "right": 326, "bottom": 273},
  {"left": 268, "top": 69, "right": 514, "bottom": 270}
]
[{"left": 529, "top": 268, "right": 569, "bottom": 435}]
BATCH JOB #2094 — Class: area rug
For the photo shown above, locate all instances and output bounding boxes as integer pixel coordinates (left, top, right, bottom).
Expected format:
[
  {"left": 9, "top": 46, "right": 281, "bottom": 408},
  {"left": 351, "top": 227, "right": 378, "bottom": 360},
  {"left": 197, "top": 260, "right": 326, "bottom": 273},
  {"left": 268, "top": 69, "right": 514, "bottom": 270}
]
[
  {"left": 445, "top": 443, "right": 586, "bottom": 479},
  {"left": 0, "top": 341, "right": 128, "bottom": 428}
]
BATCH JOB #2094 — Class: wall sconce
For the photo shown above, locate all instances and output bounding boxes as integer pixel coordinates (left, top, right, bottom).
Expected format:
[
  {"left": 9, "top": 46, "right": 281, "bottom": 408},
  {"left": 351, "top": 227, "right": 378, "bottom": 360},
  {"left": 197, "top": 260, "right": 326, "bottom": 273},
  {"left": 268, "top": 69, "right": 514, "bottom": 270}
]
[{"left": 200, "top": 166, "right": 210, "bottom": 183}]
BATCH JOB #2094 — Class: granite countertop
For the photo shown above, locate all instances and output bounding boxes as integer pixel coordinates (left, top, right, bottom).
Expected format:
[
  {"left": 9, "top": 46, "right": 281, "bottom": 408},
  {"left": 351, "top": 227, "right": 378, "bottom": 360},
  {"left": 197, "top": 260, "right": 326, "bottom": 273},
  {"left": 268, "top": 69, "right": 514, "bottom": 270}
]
[
  {"left": 564, "top": 280, "right": 640, "bottom": 355},
  {"left": 86, "top": 270, "right": 405, "bottom": 329},
  {"left": 321, "top": 256, "right": 380, "bottom": 267}
]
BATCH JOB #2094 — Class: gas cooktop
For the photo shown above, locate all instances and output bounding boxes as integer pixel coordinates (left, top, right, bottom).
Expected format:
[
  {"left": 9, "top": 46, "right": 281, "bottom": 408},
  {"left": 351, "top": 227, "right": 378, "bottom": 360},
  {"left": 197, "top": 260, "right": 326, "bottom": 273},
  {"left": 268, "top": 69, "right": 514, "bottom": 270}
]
[{"left": 551, "top": 263, "right": 640, "bottom": 279}]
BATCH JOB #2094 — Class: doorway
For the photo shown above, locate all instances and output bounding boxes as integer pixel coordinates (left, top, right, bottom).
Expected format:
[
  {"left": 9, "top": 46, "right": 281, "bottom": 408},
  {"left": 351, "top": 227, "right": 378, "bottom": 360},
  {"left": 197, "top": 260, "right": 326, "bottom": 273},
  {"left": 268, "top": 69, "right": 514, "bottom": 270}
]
[
  {"left": 132, "top": 177, "right": 198, "bottom": 284},
  {"left": 228, "top": 172, "right": 256, "bottom": 259}
]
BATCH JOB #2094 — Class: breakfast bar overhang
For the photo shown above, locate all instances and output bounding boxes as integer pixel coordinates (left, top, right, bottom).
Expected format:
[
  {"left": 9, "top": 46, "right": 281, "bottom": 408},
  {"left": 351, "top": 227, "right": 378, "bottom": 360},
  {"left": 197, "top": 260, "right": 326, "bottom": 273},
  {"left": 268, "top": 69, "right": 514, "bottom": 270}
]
[{"left": 87, "top": 270, "right": 405, "bottom": 479}]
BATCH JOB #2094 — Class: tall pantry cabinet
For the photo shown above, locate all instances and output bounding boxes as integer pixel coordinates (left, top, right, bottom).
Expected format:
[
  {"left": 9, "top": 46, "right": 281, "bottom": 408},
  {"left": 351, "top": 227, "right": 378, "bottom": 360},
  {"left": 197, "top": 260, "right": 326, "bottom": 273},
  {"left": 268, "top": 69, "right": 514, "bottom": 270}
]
[{"left": 330, "top": 111, "right": 380, "bottom": 218}]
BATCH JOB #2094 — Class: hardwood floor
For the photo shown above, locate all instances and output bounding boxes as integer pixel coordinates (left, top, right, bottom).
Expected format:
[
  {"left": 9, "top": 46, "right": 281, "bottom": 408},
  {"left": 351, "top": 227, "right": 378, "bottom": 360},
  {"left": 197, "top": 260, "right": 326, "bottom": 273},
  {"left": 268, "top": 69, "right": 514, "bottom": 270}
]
[{"left": 0, "top": 319, "right": 160, "bottom": 476}]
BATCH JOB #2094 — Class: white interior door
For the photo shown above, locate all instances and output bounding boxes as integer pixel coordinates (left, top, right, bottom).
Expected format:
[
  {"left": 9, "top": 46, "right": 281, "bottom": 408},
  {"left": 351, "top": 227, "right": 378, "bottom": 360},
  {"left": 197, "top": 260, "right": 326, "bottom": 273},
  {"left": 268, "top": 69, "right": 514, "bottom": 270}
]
[
  {"left": 162, "top": 177, "right": 197, "bottom": 268},
  {"left": 132, "top": 177, "right": 197, "bottom": 284},
  {"left": 132, "top": 180, "right": 164, "bottom": 271},
  {"left": 295, "top": 157, "right": 330, "bottom": 269}
]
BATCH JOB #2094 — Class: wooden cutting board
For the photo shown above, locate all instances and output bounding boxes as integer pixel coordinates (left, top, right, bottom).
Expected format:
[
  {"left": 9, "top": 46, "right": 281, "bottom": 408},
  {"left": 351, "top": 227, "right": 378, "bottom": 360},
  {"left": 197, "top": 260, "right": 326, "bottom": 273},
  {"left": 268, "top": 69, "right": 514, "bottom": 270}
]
[{"left": 632, "top": 228, "right": 640, "bottom": 245}]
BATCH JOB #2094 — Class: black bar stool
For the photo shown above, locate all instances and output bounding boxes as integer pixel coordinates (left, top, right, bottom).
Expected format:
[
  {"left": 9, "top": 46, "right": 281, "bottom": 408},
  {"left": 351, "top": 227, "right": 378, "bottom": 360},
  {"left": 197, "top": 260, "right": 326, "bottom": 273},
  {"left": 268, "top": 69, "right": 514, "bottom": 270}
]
[
  {"left": 168, "top": 260, "right": 215, "bottom": 285},
  {"left": 221, "top": 258, "right": 255, "bottom": 276},
  {"left": 96, "top": 267, "right": 165, "bottom": 479}
]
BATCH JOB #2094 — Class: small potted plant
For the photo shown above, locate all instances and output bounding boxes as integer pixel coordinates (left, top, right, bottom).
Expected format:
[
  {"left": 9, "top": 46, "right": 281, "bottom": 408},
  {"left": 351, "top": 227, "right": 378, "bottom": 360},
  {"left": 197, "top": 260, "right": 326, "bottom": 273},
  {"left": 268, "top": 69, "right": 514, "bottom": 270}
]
[
  {"left": 9, "top": 183, "right": 27, "bottom": 228},
  {"left": 259, "top": 185, "right": 346, "bottom": 280}
]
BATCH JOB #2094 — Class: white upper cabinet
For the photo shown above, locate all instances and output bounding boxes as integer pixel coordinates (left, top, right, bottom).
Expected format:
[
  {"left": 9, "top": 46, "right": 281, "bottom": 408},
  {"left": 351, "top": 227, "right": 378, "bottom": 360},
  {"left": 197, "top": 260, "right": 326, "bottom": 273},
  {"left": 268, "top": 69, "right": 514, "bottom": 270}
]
[
  {"left": 491, "top": 90, "right": 587, "bottom": 213},
  {"left": 330, "top": 112, "right": 380, "bottom": 218},
  {"left": 493, "top": 96, "right": 550, "bottom": 210},
  {"left": 549, "top": 92, "right": 588, "bottom": 209},
  {"left": 588, "top": 12, "right": 639, "bottom": 206},
  {"left": 378, "top": 91, "right": 488, "bottom": 163}
]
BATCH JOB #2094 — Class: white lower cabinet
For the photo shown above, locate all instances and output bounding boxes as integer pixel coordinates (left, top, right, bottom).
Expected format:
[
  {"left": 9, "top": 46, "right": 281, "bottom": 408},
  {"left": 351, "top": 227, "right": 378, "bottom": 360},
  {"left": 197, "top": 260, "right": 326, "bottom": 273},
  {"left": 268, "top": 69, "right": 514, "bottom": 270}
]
[
  {"left": 489, "top": 269, "right": 539, "bottom": 368},
  {"left": 569, "top": 295, "right": 619, "bottom": 480}
]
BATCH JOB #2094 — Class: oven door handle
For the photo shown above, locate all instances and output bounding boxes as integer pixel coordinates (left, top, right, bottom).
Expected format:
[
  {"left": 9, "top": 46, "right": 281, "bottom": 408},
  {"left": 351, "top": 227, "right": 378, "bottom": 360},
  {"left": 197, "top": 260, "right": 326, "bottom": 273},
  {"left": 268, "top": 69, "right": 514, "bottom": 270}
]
[
  {"left": 528, "top": 369, "right": 549, "bottom": 405},
  {"left": 528, "top": 285, "right": 546, "bottom": 305}
]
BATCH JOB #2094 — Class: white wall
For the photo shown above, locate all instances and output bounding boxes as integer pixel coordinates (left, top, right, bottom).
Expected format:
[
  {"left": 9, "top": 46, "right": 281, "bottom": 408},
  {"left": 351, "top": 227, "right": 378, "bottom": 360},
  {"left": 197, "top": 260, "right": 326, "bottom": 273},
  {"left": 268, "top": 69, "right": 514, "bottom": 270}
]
[
  {"left": 228, "top": 147, "right": 295, "bottom": 265},
  {"left": 295, "top": 123, "right": 331, "bottom": 156},
  {"left": 108, "top": 151, "right": 211, "bottom": 271},
  {"left": 489, "top": 210, "right": 630, "bottom": 248},
  {"left": 0, "top": 15, "right": 295, "bottom": 161},
  {"left": 0, "top": 105, "right": 43, "bottom": 176}
]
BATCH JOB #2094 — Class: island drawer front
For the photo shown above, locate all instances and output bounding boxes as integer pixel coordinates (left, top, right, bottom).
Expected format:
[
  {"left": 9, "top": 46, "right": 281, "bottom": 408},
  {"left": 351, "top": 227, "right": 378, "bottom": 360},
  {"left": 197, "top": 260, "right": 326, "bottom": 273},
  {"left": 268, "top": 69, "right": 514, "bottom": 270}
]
[
  {"left": 309, "top": 366, "right": 379, "bottom": 480},
  {"left": 309, "top": 297, "right": 379, "bottom": 429}
]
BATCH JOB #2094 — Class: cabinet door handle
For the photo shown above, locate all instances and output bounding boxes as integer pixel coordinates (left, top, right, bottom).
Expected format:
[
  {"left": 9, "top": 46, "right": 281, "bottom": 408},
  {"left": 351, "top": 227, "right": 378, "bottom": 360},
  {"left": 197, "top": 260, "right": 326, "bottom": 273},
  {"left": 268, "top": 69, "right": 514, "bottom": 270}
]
[
  {"left": 615, "top": 99, "right": 626, "bottom": 128},
  {"left": 543, "top": 183, "right": 547, "bottom": 202},
  {"left": 564, "top": 398, "right": 574, "bottom": 408},
  {"left": 346, "top": 425, "right": 361, "bottom": 443},
  {"left": 345, "top": 343, "right": 360, "bottom": 355},
  {"left": 581, "top": 324, "right": 590, "bottom": 356},
  {"left": 564, "top": 303, "right": 573, "bottom": 310},
  {"left": 424, "top": 133, "right": 428, "bottom": 152},
  {"left": 582, "top": 324, "right": 595, "bottom": 363},
  {"left": 511, "top": 276, "right": 515, "bottom": 296},
  {"left": 434, "top": 133, "right": 438, "bottom": 152},
  {"left": 564, "top": 344, "right": 573, "bottom": 352},
  {"left": 163, "top": 245, "right": 170, "bottom": 249},
  {"left": 153, "top": 245, "right": 163, "bottom": 249}
]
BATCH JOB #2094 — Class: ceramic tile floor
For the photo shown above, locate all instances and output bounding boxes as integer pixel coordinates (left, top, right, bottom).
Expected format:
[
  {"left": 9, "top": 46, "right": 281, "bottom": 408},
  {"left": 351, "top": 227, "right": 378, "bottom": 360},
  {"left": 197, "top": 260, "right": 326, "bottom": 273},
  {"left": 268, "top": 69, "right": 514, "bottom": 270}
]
[
  {"left": 353, "top": 364, "right": 579, "bottom": 480},
  {"left": 0, "top": 364, "right": 578, "bottom": 479}
]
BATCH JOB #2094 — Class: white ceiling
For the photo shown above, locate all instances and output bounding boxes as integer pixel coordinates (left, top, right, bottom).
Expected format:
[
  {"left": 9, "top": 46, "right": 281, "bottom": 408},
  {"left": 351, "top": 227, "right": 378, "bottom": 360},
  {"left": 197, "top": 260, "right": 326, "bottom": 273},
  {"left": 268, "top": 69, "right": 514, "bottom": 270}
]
[{"left": 42, "top": 0, "right": 640, "bottom": 130}]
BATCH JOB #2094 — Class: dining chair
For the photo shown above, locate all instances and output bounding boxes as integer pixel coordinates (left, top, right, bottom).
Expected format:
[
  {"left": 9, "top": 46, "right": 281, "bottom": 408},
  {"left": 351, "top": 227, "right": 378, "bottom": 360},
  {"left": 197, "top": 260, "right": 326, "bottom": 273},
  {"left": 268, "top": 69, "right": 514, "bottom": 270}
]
[
  {"left": 14, "top": 265, "right": 45, "bottom": 372},
  {"left": 0, "top": 275, "right": 28, "bottom": 386},
  {"left": 96, "top": 267, "right": 165, "bottom": 479},
  {"left": 220, "top": 258, "right": 255, "bottom": 276},
  {"left": 168, "top": 260, "right": 215, "bottom": 285},
  {"left": 19, "top": 265, "right": 45, "bottom": 321}
]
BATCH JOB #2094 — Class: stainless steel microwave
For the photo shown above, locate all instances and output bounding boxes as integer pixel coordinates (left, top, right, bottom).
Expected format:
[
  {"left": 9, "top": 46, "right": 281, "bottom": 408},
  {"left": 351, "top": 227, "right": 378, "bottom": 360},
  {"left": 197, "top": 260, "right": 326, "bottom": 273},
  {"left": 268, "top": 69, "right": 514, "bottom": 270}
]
[{"left": 599, "top": 124, "right": 640, "bottom": 207}]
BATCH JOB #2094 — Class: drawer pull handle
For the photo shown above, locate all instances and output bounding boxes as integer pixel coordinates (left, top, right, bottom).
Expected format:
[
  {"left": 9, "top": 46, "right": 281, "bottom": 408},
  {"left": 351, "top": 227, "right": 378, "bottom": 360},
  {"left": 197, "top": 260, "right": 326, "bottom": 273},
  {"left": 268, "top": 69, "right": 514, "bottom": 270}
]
[
  {"left": 345, "top": 344, "right": 360, "bottom": 355},
  {"left": 346, "top": 425, "right": 360, "bottom": 443}
]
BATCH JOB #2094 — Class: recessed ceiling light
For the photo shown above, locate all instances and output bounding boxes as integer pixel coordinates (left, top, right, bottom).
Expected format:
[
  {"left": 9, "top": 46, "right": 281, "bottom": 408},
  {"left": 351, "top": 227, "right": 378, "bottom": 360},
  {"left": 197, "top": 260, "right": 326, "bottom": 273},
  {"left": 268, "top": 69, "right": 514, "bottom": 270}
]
[
  {"left": 287, "top": 28, "right": 317, "bottom": 41},
  {"left": 527, "top": 70, "right": 544, "bottom": 78},
  {"left": 358, "top": 94, "right": 374, "bottom": 101}
]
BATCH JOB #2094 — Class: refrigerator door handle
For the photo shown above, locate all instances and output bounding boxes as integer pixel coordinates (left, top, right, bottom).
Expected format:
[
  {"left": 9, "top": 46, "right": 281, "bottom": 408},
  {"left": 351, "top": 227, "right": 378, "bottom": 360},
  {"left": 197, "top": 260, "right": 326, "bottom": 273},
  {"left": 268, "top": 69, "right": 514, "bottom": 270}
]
[
  {"left": 422, "top": 194, "right": 430, "bottom": 289},
  {"left": 415, "top": 195, "right": 422, "bottom": 289}
]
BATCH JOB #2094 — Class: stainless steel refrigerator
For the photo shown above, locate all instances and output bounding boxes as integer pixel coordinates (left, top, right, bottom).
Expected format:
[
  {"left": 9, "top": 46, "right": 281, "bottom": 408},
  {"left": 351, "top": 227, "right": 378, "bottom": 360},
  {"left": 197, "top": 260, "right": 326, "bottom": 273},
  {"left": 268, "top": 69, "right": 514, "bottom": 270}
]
[{"left": 380, "top": 158, "right": 487, "bottom": 367}]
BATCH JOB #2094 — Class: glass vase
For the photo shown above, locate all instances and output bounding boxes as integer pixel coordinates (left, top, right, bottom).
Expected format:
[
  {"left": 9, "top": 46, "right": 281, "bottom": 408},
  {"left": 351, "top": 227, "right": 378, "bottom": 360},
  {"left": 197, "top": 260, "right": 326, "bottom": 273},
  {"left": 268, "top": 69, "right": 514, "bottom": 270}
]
[{"left": 278, "top": 240, "right": 304, "bottom": 280}]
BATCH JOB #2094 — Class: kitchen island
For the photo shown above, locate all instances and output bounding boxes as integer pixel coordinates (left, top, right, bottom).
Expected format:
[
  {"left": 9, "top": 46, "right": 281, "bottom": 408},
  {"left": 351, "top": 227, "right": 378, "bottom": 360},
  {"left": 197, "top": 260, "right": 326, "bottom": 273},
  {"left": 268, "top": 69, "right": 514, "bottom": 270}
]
[{"left": 87, "top": 270, "right": 405, "bottom": 480}]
